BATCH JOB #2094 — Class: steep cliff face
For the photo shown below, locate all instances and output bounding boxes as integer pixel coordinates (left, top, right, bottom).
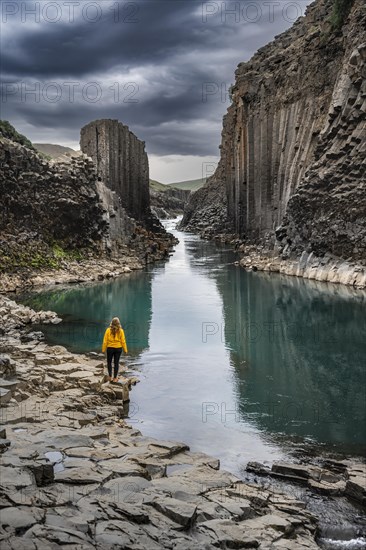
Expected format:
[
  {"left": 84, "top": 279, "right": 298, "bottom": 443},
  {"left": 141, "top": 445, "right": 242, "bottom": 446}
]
[
  {"left": 181, "top": 0, "right": 366, "bottom": 266},
  {"left": 80, "top": 119, "right": 153, "bottom": 225},
  {"left": 179, "top": 167, "right": 228, "bottom": 236},
  {"left": 0, "top": 136, "right": 134, "bottom": 272},
  {"left": 279, "top": 35, "right": 366, "bottom": 262}
]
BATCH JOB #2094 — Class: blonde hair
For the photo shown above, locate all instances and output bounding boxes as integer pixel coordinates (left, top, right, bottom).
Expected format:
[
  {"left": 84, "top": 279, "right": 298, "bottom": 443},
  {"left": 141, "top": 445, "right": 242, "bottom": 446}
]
[{"left": 110, "top": 317, "right": 122, "bottom": 337}]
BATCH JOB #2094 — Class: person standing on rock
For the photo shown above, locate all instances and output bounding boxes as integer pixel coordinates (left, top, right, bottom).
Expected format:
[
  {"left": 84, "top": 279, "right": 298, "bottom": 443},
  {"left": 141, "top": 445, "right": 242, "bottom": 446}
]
[{"left": 102, "top": 317, "right": 128, "bottom": 383}]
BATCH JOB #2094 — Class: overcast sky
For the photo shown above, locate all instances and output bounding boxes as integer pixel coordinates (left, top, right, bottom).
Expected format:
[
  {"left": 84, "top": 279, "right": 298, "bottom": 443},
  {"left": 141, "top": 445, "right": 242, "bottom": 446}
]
[{"left": 1, "top": 0, "right": 312, "bottom": 182}]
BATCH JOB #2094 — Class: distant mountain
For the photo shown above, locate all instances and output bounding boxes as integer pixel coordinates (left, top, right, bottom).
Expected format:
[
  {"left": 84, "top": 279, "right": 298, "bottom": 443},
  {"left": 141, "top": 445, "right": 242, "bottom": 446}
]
[
  {"left": 167, "top": 178, "right": 205, "bottom": 191},
  {"left": 34, "top": 143, "right": 78, "bottom": 159}
]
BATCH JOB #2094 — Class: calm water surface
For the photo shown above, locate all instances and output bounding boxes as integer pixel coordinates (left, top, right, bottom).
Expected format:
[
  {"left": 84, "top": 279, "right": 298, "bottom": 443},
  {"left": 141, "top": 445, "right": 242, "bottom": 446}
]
[{"left": 22, "top": 220, "right": 366, "bottom": 475}]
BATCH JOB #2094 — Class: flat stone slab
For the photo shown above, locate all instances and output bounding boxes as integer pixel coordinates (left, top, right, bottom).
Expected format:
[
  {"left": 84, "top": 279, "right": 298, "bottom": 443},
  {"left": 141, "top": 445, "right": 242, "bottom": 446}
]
[
  {"left": 64, "top": 446, "right": 116, "bottom": 460},
  {"left": 34, "top": 354, "right": 61, "bottom": 366},
  {"left": 206, "top": 493, "right": 253, "bottom": 520},
  {"left": 98, "top": 458, "right": 148, "bottom": 478},
  {"left": 1, "top": 466, "right": 35, "bottom": 488},
  {"left": 148, "top": 496, "right": 197, "bottom": 527},
  {"left": 55, "top": 466, "right": 111, "bottom": 484},
  {"left": 197, "top": 519, "right": 260, "bottom": 548},
  {"left": 79, "top": 427, "right": 110, "bottom": 440},
  {"left": 46, "top": 363, "right": 83, "bottom": 374},
  {"left": 101, "top": 475, "right": 151, "bottom": 504},
  {"left": 58, "top": 411, "right": 96, "bottom": 427},
  {"left": 66, "top": 371, "right": 92, "bottom": 381},
  {"left": 308, "top": 479, "right": 346, "bottom": 496},
  {"left": 147, "top": 439, "right": 190, "bottom": 457},
  {"left": 45, "top": 434, "right": 95, "bottom": 450},
  {"left": 0, "top": 506, "right": 44, "bottom": 530},
  {"left": 95, "top": 520, "right": 163, "bottom": 549},
  {"left": 272, "top": 462, "right": 312, "bottom": 479}
]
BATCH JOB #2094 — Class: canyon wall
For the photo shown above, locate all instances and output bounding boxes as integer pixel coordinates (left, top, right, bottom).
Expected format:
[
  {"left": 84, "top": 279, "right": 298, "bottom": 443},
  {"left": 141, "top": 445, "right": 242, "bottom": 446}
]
[
  {"left": 181, "top": 0, "right": 366, "bottom": 269},
  {"left": 150, "top": 187, "right": 191, "bottom": 219},
  {"left": 0, "top": 121, "right": 175, "bottom": 283},
  {"left": 80, "top": 119, "right": 151, "bottom": 224},
  {"left": 0, "top": 135, "right": 135, "bottom": 272}
]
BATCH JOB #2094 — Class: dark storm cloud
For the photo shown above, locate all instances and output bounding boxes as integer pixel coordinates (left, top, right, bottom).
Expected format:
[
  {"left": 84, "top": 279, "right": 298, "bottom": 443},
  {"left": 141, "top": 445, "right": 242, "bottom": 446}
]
[
  {"left": 1, "top": 0, "right": 311, "bottom": 156},
  {"left": 2, "top": 1, "right": 199, "bottom": 77}
]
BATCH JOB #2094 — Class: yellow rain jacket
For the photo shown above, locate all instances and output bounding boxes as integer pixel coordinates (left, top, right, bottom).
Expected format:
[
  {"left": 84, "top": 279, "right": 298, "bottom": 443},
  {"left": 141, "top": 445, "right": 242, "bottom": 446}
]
[{"left": 102, "top": 327, "right": 128, "bottom": 353}]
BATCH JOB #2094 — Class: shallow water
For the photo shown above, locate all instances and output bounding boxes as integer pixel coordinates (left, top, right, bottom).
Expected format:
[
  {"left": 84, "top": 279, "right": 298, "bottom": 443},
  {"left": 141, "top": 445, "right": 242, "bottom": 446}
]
[{"left": 21, "top": 220, "right": 366, "bottom": 476}]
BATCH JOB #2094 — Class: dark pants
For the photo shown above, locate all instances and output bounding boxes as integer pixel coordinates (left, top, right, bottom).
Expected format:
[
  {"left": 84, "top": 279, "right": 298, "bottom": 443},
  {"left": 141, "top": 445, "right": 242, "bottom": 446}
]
[{"left": 107, "top": 347, "right": 122, "bottom": 378}]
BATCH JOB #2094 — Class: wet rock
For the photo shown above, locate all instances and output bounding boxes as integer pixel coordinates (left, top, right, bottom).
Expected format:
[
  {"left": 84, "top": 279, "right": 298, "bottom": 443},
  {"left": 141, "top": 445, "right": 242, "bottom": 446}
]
[
  {"left": 345, "top": 464, "right": 366, "bottom": 505},
  {"left": 308, "top": 478, "right": 346, "bottom": 496},
  {"left": 272, "top": 462, "right": 313, "bottom": 480},
  {"left": 246, "top": 461, "right": 271, "bottom": 475},
  {"left": 21, "top": 332, "right": 44, "bottom": 343}
]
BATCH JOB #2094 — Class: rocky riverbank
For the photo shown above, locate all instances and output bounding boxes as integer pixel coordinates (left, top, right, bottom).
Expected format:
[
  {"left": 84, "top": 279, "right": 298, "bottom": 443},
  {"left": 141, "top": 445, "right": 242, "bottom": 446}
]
[
  {"left": 0, "top": 227, "right": 177, "bottom": 293},
  {"left": 1, "top": 293, "right": 365, "bottom": 549},
  {"left": 235, "top": 244, "right": 366, "bottom": 290}
]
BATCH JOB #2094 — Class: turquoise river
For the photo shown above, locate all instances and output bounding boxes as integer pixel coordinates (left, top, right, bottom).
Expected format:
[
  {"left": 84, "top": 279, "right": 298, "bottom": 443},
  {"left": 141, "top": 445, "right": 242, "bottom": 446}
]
[{"left": 21, "top": 220, "right": 366, "bottom": 477}]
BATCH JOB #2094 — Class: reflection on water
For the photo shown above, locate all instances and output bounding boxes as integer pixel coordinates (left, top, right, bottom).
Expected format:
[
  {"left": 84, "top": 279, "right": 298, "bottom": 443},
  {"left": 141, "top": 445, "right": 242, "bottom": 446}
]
[
  {"left": 21, "top": 220, "right": 366, "bottom": 473},
  {"left": 23, "top": 271, "right": 153, "bottom": 356},
  {"left": 215, "top": 266, "right": 366, "bottom": 455}
]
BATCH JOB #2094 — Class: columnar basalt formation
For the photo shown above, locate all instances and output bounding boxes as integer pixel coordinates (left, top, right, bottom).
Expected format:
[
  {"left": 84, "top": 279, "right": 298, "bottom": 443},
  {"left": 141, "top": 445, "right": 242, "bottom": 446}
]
[
  {"left": 181, "top": 0, "right": 366, "bottom": 281},
  {"left": 80, "top": 119, "right": 151, "bottom": 224},
  {"left": 0, "top": 123, "right": 175, "bottom": 287}
]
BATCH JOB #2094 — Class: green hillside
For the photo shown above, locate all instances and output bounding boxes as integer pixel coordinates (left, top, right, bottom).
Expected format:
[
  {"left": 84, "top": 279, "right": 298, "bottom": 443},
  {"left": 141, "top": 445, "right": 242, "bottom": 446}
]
[
  {"left": 149, "top": 179, "right": 169, "bottom": 192},
  {"left": 0, "top": 120, "right": 35, "bottom": 150},
  {"left": 34, "top": 143, "right": 76, "bottom": 159},
  {"left": 167, "top": 178, "right": 205, "bottom": 191}
]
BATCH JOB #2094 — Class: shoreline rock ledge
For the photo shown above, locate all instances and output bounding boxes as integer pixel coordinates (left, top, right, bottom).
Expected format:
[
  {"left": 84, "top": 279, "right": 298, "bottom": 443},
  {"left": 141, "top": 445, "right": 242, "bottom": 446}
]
[{"left": 0, "top": 294, "right": 324, "bottom": 548}]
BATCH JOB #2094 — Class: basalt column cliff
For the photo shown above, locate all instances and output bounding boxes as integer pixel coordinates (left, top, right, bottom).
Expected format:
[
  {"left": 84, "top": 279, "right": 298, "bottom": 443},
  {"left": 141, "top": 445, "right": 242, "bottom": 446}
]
[
  {"left": 80, "top": 119, "right": 154, "bottom": 226},
  {"left": 181, "top": 0, "right": 366, "bottom": 287},
  {"left": 0, "top": 120, "right": 173, "bottom": 291}
]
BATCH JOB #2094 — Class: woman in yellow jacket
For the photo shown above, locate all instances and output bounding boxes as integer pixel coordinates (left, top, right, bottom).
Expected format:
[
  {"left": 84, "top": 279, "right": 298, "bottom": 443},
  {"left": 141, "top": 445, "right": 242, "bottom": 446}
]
[{"left": 102, "top": 317, "right": 128, "bottom": 382}]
